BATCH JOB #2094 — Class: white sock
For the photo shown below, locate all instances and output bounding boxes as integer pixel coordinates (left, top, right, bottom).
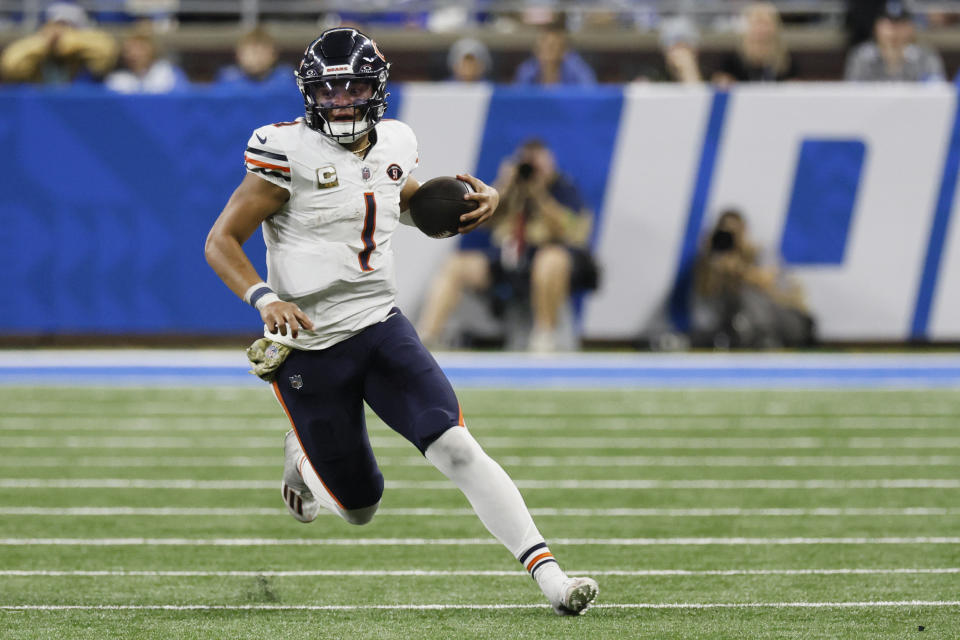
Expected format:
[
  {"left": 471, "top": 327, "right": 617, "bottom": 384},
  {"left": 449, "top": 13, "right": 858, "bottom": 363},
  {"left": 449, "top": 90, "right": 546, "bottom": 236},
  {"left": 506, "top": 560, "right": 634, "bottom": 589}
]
[
  {"left": 296, "top": 452, "right": 343, "bottom": 514},
  {"left": 518, "top": 542, "right": 568, "bottom": 605},
  {"left": 425, "top": 427, "right": 568, "bottom": 601}
]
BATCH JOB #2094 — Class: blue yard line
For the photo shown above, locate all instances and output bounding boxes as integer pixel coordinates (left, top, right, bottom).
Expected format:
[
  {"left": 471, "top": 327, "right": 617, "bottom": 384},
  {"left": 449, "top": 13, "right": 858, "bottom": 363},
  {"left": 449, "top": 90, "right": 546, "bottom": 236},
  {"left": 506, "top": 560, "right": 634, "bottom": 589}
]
[
  {"left": 2, "top": 364, "right": 960, "bottom": 388},
  {"left": 912, "top": 86, "right": 960, "bottom": 339}
]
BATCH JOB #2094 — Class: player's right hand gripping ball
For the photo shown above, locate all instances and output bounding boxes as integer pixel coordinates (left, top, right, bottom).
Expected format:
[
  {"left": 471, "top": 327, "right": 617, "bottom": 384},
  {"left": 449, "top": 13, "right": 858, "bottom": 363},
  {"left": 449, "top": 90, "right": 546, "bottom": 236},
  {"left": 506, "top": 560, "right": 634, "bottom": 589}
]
[{"left": 408, "top": 176, "right": 479, "bottom": 239}]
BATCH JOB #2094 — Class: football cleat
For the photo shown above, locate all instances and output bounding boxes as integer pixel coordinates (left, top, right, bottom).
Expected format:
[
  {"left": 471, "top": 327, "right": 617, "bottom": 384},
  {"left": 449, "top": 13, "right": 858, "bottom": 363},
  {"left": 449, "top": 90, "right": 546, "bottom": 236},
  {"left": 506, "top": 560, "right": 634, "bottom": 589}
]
[
  {"left": 552, "top": 577, "right": 599, "bottom": 616},
  {"left": 281, "top": 430, "right": 319, "bottom": 523}
]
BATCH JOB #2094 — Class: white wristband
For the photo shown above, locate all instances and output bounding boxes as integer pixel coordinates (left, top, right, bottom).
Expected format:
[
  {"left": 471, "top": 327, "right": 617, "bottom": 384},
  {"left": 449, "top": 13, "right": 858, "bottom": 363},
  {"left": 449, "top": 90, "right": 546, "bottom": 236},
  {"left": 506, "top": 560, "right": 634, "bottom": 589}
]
[
  {"left": 243, "top": 281, "right": 280, "bottom": 310},
  {"left": 243, "top": 281, "right": 267, "bottom": 304},
  {"left": 254, "top": 292, "right": 281, "bottom": 311}
]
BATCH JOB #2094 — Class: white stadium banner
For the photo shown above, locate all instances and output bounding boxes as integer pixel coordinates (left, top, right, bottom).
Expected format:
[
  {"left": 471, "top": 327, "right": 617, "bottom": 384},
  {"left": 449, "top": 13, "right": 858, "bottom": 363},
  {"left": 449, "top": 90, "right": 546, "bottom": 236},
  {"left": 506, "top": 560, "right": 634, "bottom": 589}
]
[{"left": 395, "top": 83, "right": 960, "bottom": 343}]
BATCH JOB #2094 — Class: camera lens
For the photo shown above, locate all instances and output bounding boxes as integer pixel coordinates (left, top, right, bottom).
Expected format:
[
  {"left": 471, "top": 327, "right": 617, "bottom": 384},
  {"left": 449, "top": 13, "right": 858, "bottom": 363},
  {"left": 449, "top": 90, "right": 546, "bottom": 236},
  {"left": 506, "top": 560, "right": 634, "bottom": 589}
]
[
  {"left": 517, "top": 163, "right": 534, "bottom": 180},
  {"left": 711, "top": 229, "right": 735, "bottom": 252}
]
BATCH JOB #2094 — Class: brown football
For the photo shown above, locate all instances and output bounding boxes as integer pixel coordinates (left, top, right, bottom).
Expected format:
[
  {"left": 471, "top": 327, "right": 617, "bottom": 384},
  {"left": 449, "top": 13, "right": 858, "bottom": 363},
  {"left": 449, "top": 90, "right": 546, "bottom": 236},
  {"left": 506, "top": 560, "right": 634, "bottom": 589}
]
[{"left": 408, "top": 176, "right": 479, "bottom": 239}]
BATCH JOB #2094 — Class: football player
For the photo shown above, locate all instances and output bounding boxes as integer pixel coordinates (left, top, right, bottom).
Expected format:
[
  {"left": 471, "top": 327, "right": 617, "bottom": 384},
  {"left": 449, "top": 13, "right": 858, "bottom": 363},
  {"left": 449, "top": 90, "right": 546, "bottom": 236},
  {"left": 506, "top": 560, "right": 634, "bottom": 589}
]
[{"left": 205, "top": 28, "right": 598, "bottom": 615}]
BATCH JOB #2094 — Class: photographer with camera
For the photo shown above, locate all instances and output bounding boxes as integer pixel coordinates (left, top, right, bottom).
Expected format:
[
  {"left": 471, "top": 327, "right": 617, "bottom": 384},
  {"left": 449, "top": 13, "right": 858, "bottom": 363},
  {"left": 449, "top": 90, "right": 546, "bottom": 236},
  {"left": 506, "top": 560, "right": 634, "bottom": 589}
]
[
  {"left": 691, "top": 209, "right": 815, "bottom": 349},
  {"left": 418, "top": 138, "right": 597, "bottom": 352}
]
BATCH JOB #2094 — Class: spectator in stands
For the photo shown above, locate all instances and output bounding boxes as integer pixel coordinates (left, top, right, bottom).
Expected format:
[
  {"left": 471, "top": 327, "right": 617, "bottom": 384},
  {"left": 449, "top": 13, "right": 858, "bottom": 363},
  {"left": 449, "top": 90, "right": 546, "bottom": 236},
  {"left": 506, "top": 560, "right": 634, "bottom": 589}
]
[
  {"left": 105, "top": 24, "right": 189, "bottom": 94},
  {"left": 690, "top": 209, "right": 815, "bottom": 349},
  {"left": 712, "top": 2, "right": 798, "bottom": 85},
  {"left": 514, "top": 24, "right": 596, "bottom": 86},
  {"left": 417, "top": 139, "right": 598, "bottom": 352},
  {"left": 845, "top": 1, "right": 945, "bottom": 82},
  {"left": 0, "top": 2, "right": 117, "bottom": 85},
  {"left": 845, "top": 0, "right": 887, "bottom": 49},
  {"left": 660, "top": 16, "right": 703, "bottom": 83},
  {"left": 448, "top": 38, "right": 492, "bottom": 82},
  {"left": 636, "top": 16, "right": 703, "bottom": 83},
  {"left": 214, "top": 27, "right": 291, "bottom": 90}
]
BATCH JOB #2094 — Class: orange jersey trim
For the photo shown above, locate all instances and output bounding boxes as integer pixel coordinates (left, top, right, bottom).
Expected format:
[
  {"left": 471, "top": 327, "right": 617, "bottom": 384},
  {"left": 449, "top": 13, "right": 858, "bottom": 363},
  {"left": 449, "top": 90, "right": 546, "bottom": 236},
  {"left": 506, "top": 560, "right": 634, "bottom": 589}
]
[{"left": 245, "top": 156, "right": 291, "bottom": 172}]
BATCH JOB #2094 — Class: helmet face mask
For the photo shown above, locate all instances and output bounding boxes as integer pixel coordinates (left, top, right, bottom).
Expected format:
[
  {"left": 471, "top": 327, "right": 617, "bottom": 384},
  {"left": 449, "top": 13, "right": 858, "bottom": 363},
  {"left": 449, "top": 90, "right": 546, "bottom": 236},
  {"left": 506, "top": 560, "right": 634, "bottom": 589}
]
[
  {"left": 296, "top": 29, "right": 390, "bottom": 144},
  {"left": 304, "top": 79, "right": 376, "bottom": 142}
]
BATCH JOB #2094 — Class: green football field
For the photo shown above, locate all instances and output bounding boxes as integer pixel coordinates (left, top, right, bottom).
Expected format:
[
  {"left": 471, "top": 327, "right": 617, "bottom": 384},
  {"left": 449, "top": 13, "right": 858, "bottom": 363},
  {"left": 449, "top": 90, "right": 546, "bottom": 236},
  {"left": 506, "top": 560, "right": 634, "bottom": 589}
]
[{"left": 0, "top": 385, "right": 958, "bottom": 639}]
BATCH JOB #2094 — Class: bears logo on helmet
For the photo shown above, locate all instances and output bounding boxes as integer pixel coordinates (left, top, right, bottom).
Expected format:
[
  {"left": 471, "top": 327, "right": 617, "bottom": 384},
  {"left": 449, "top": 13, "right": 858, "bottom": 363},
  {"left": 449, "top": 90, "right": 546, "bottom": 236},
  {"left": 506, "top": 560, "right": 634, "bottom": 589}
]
[{"left": 296, "top": 28, "right": 390, "bottom": 144}]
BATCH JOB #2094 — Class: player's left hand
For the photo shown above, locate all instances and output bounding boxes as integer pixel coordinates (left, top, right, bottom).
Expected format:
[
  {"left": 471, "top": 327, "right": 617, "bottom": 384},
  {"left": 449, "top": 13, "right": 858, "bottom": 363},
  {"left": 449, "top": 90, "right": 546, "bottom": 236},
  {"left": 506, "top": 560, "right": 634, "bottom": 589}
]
[
  {"left": 456, "top": 173, "right": 498, "bottom": 234},
  {"left": 261, "top": 300, "right": 314, "bottom": 339}
]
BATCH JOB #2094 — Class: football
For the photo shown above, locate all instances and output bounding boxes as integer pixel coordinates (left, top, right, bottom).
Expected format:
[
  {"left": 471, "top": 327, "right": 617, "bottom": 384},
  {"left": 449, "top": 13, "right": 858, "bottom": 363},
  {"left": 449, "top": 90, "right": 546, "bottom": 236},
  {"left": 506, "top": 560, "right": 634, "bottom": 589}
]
[{"left": 408, "top": 176, "right": 479, "bottom": 239}]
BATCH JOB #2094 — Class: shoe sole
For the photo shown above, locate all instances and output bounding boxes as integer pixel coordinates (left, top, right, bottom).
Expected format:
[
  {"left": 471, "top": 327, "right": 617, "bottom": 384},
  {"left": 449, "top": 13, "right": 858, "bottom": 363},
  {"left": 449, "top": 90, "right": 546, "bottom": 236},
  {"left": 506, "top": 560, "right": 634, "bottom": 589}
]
[{"left": 554, "top": 579, "right": 599, "bottom": 616}]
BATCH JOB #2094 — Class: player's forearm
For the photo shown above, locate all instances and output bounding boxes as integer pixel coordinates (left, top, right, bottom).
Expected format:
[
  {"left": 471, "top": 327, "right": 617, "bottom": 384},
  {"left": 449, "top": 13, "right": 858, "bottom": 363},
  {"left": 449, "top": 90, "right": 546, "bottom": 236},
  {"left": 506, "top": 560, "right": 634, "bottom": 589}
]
[
  {"left": 204, "top": 232, "right": 267, "bottom": 301},
  {"left": 399, "top": 176, "right": 420, "bottom": 212}
]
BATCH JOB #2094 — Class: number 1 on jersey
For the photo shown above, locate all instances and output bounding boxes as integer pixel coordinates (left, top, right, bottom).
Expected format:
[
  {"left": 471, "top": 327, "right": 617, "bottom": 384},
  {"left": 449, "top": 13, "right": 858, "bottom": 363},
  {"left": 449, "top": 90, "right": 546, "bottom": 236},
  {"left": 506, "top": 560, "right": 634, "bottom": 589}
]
[{"left": 358, "top": 192, "right": 377, "bottom": 272}]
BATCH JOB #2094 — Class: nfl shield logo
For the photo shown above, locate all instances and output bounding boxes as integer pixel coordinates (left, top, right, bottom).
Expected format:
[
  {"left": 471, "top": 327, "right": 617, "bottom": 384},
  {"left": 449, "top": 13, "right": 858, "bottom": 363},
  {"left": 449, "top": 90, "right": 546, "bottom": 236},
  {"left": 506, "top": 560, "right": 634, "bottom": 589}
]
[
  {"left": 265, "top": 344, "right": 279, "bottom": 358},
  {"left": 361, "top": 166, "right": 371, "bottom": 181},
  {"left": 289, "top": 374, "right": 303, "bottom": 390}
]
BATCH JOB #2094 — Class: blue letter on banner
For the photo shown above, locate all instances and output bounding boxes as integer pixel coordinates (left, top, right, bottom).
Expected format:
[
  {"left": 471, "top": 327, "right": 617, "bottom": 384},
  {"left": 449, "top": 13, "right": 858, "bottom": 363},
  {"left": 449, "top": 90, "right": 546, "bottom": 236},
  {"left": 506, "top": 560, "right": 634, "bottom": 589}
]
[{"left": 780, "top": 139, "right": 865, "bottom": 265}]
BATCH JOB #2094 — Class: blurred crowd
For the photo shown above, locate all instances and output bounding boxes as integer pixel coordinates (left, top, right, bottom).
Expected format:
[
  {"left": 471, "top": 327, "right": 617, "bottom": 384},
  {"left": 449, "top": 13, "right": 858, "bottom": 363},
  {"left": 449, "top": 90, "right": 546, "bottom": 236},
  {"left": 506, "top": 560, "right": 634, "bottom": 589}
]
[
  {"left": 0, "top": 3, "right": 296, "bottom": 91},
  {"left": 1, "top": 1, "right": 958, "bottom": 90}
]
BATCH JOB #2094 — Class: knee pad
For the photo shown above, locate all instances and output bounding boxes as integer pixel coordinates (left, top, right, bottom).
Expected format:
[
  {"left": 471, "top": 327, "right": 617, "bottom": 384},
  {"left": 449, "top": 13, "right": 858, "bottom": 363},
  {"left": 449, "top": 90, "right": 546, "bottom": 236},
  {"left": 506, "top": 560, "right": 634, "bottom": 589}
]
[
  {"left": 342, "top": 501, "right": 379, "bottom": 526},
  {"left": 425, "top": 426, "right": 481, "bottom": 472}
]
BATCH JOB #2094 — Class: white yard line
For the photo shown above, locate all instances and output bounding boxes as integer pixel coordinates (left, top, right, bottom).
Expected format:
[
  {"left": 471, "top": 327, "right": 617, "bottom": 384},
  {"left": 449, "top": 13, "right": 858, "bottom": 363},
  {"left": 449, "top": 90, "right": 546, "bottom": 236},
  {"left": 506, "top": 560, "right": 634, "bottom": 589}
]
[
  {"left": 0, "top": 422, "right": 283, "bottom": 433},
  {"left": 3, "top": 417, "right": 957, "bottom": 432},
  {"left": 3, "top": 436, "right": 959, "bottom": 449},
  {"left": 1, "top": 455, "right": 958, "bottom": 468},
  {"left": 494, "top": 455, "right": 960, "bottom": 467},
  {"left": 1, "top": 568, "right": 957, "bottom": 577},
  {"left": 0, "top": 537, "right": 957, "bottom": 546},
  {"left": 0, "top": 507, "right": 291, "bottom": 516},
  {"left": 1, "top": 506, "right": 954, "bottom": 517},
  {"left": 0, "top": 457, "right": 282, "bottom": 468},
  {"left": 4, "top": 396, "right": 960, "bottom": 415},
  {"left": 0, "top": 437, "right": 281, "bottom": 449},
  {"left": 1, "top": 478, "right": 958, "bottom": 490},
  {"left": 0, "top": 602, "right": 957, "bottom": 611}
]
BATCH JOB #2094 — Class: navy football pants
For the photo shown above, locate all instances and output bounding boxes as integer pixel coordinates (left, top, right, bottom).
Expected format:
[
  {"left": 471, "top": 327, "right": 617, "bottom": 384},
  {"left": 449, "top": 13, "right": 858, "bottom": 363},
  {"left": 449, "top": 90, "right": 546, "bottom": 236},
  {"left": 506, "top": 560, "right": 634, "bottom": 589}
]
[{"left": 272, "top": 309, "right": 462, "bottom": 510}]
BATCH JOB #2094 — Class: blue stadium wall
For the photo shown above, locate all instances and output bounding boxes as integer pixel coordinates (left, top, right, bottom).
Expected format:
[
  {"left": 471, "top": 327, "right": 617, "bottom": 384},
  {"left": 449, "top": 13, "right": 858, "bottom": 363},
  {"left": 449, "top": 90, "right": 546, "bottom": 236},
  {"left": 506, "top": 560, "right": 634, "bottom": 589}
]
[{"left": 1, "top": 84, "right": 959, "bottom": 341}]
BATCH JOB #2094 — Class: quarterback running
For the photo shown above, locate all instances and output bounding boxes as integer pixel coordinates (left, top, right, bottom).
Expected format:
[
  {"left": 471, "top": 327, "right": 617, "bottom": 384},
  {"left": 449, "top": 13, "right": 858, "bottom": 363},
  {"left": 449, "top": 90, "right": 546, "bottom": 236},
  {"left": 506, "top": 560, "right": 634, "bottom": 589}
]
[{"left": 204, "top": 27, "right": 598, "bottom": 615}]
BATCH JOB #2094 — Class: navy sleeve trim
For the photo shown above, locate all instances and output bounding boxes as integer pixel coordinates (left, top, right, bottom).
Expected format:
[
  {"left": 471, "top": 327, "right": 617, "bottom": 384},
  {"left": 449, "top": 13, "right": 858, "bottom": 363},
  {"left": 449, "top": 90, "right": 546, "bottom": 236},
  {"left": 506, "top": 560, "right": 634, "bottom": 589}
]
[{"left": 246, "top": 147, "right": 289, "bottom": 162}]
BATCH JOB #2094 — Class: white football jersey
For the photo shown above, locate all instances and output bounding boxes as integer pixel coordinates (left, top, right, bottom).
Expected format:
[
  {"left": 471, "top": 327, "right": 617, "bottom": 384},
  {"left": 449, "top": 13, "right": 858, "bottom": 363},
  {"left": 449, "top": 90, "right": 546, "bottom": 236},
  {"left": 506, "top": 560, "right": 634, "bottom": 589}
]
[{"left": 244, "top": 118, "right": 419, "bottom": 350}]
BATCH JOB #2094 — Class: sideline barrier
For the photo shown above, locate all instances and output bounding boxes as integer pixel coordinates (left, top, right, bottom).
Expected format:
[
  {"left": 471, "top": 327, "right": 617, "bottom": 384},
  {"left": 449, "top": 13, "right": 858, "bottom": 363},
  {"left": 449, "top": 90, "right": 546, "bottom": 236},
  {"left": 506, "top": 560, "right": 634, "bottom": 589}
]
[{"left": 1, "top": 84, "right": 958, "bottom": 341}]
